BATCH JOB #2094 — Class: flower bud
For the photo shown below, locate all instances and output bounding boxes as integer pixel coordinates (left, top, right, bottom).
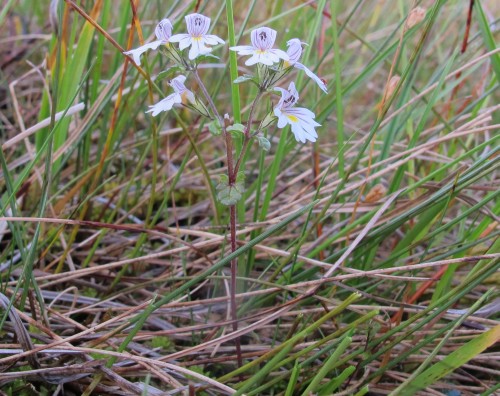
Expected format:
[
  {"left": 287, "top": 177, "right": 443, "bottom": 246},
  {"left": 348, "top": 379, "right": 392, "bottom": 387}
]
[
  {"left": 365, "top": 184, "right": 387, "bottom": 203},
  {"left": 49, "top": 0, "right": 59, "bottom": 35},
  {"left": 259, "top": 111, "right": 277, "bottom": 130},
  {"left": 406, "top": 7, "right": 426, "bottom": 29},
  {"left": 386, "top": 75, "right": 401, "bottom": 100}
]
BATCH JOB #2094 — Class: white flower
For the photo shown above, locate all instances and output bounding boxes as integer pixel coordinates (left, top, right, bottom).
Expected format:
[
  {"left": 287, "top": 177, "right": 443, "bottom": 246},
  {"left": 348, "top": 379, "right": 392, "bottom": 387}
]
[
  {"left": 273, "top": 82, "right": 320, "bottom": 143},
  {"left": 286, "top": 39, "right": 328, "bottom": 93},
  {"left": 146, "top": 75, "right": 195, "bottom": 116},
  {"left": 230, "top": 27, "right": 289, "bottom": 66},
  {"left": 123, "top": 19, "right": 172, "bottom": 66},
  {"left": 168, "top": 13, "right": 224, "bottom": 60}
]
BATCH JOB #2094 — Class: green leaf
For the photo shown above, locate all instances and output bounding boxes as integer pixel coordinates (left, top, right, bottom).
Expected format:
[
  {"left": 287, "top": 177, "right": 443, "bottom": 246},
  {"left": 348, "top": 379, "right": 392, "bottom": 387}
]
[
  {"left": 208, "top": 120, "right": 222, "bottom": 136},
  {"left": 303, "top": 332, "right": 353, "bottom": 395},
  {"left": 259, "top": 112, "right": 277, "bottom": 129},
  {"left": 156, "top": 66, "right": 183, "bottom": 82},
  {"left": 226, "top": 123, "right": 245, "bottom": 133},
  {"left": 233, "top": 75, "right": 254, "bottom": 84},
  {"left": 194, "top": 53, "right": 220, "bottom": 63},
  {"left": 236, "top": 171, "right": 245, "bottom": 186},
  {"left": 216, "top": 173, "right": 245, "bottom": 206},
  {"left": 399, "top": 324, "right": 500, "bottom": 395},
  {"left": 216, "top": 174, "right": 229, "bottom": 186},
  {"left": 256, "top": 136, "right": 271, "bottom": 151},
  {"left": 151, "top": 336, "right": 173, "bottom": 350},
  {"left": 187, "top": 97, "right": 211, "bottom": 118},
  {"left": 475, "top": 1, "right": 500, "bottom": 83}
]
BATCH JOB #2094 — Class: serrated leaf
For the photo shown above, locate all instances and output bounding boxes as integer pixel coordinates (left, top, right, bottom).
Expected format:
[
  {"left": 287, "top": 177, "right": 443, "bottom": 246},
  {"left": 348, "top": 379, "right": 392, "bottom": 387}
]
[
  {"left": 233, "top": 75, "right": 253, "bottom": 84},
  {"left": 257, "top": 136, "right": 271, "bottom": 151},
  {"left": 226, "top": 123, "right": 245, "bottom": 133},
  {"left": 217, "top": 186, "right": 242, "bottom": 206},
  {"left": 236, "top": 171, "right": 245, "bottom": 185},
  {"left": 215, "top": 173, "right": 245, "bottom": 205},
  {"left": 208, "top": 121, "right": 222, "bottom": 136},
  {"left": 259, "top": 112, "right": 277, "bottom": 129},
  {"left": 216, "top": 174, "right": 229, "bottom": 189},
  {"left": 156, "top": 66, "right": 183, "bottom": 82},
  {"left": 194, "top": 53, "right": 220, "bottom": 63}
]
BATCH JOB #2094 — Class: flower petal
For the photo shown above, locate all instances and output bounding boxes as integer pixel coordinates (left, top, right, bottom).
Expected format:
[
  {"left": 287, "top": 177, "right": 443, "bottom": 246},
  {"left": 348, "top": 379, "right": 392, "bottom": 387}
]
[
  {"left": 169, "top": 75, "right": 188, "bottom": 92},
  {"left": 273, "top": 82, "right": 299, "bottom": 110},
  {"left": 188, "top": 39, "right": 212, "bottom": 59},
  {"left": 291, "top": 122, "right": 316, "bottom": 143},
  {"left": 286, "top": 106, "right": 319, "bottom": 124},
  {"left": 178, "top": 37, "right": 193, "bottom": 51},
  {"left": 123, "top": 40, "right": 163, "bottom": 65},
  {"left": 269, "top": 48, "right": 289, "bottom": 61},
  {"left": 274, "top": 85, "right": 295, "bottom": 110},
  {"left": 200, "top": 41, "right": 213, "bottom": 55},
  {"left": 146, "top": 93, "right": 180, "bottom": 116},
  {"left": 169, "top": 33, "right": 190, "bottom": 43},
  {"left": 295, "top": 63, "right": 328, "bottom": 93},
  {"left": 155, "top": 19, "right": 173, "bottom": 41},
  {"left": 265, "top": 51, "right": 281, "bottom": 64},
  {"left": 258, "top": 52, "right": 276, "bottom": 65},
  {"left": 286, "top": 38, "right": 303, "bottom": 64},
  {"left": 276, "top": 114, "right": 288, "bottom": 129},
  {"left": 229, "top": 45, "right": 255, "bottom": 55},
  {"left": 185, "top": 90, "right": 196, "bottom": 104},
  {"left": 290, "top": 124, "right": 307, "bottom": 143},
  {"left": 251, "top": 27, "right": 277, "bottom": 50},
  {"left": 186, "top": 13, "right": 211, "bottom": 36},
  {"left": 244, "top": 53, "right": 260, "bottom": 66},
  {"left": 204, "top": 34, "right": 225, "bottom": 45},
  {"left": 287, "top": 82, "right": 299, "bottom": 103}
]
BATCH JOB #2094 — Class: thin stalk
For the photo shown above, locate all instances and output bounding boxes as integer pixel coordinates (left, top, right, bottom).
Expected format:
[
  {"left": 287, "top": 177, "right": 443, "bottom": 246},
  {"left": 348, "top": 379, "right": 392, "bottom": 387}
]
[
  {"left": 330, "top": 0, "right": 344, "bottom": 177},
  {"left": 233, "top": 89, "right": 264, "bottom": 176},
  {"left": 229, "top": 204, "right": 242, "bottom": 368},
  {"left": 191, "top": 68, "right": 242, "bottom": 367}
]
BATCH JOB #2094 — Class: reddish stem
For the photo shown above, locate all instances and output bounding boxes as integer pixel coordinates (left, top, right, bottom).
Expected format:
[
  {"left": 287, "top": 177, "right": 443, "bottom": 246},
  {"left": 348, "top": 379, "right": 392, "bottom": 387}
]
[{"left": 230, "top": 204, "right": 243, "bottom": 368}]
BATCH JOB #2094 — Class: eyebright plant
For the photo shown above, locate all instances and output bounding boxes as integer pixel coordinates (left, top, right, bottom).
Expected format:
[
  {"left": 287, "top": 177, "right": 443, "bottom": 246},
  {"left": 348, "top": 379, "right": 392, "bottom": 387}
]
[
  {"left": 123, "top": 12, "right": 327, "bottom": 365},
  {"left": 123, "top": 16, "right": 326, "bottom": 150}
]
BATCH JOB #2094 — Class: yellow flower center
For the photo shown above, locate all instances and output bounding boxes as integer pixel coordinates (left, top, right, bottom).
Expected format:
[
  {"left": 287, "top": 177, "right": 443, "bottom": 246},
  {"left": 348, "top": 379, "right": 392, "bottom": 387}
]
[
  {"left": 193, "top": 36, "right": 202, "bottom": 41},
  {"left": 286, "top": 114, "right": 298, "bottom": 123}
]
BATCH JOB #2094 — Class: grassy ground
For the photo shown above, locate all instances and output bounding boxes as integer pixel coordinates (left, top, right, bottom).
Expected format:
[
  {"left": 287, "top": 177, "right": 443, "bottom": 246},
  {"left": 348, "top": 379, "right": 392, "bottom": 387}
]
[{"left": 0, "top": 0, "right": 499, "bottom": 395}]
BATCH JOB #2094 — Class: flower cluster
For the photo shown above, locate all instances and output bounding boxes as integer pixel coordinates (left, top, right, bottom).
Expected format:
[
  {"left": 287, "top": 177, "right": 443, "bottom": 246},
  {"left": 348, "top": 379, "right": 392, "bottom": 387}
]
[
  {"left": 230, "top": 27, "right": 326, "bottom": 143},
  {"left": 124, "top": 13, "right": 223, "bottom": 65},
  {"left": 230, "top": 28, "right": 327, "bottom": 94},
  {"left": 124, "top": 13, "right": 327, "bottom": 144}
]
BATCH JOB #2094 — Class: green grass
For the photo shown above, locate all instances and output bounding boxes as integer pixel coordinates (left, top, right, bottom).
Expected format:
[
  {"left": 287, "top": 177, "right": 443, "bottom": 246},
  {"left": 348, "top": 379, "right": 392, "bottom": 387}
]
[{"left": 0, "top": 1, "right": 499, "bottom": 394}]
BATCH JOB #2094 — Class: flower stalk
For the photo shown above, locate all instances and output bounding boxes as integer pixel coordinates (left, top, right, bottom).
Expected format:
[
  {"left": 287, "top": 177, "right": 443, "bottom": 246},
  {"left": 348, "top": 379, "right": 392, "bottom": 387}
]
[
  {"left": 124, "top": 14, "right": 327, "bottom": 370},
  {"left": 192, "top": 69, "right": 242, "bottom": 366}
]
